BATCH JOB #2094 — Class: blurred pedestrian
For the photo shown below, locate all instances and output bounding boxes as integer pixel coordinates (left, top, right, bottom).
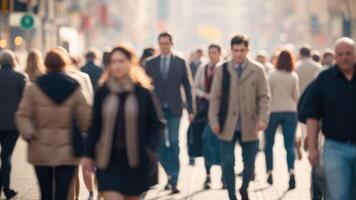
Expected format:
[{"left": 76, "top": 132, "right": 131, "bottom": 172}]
[
  {"left": 81, "top": 49, "right": 103, "bottom": 90},
  {"left": 209, "top": 35, "right": 270, "bottom": 200},
  {"left": 102, "top": 50, "right": 111, "bottom": 69},
  {"left": 140, "top": 47, "right": 156, "bottom": 67},
  {"left": 321, "top": 48, "right": 335, "bottom": 68},
  {"left": 195, "top": 44, "right": 223, "bottom": 189},
  {"left": 145, "top": 32, "right": 195, "bottom": 194},
  {"left": 190, "top": 49, "right": 204, "bottom": 79},
  {"left": 24, "top": 49, "right": 45, "bottom": 81},
  {"left": 296, "top": 45, "right": 322, "bottom": 94},
  {"left": 68, "top": 55, "right": 95, "bottom": 200},
  {"left": 256, "top": 50, "right": 273, "bottom": 74},
  {"left": 16, "top": 48, "right": 91, "bottom": 200},
  {"left": 307, "top": 37, "right": 356, "bottom": 200},
  {"left": 81, "top": 45, "right": 165, "bottom": 200},
  {"left": 311, "top": 50, "right": 321, "bottom": 63},
  {"left": 0, "top": 49, "right": 27, "bottom": 199},
  {"left": 264, "top": 50, "right": 299, "bottom": 189}
]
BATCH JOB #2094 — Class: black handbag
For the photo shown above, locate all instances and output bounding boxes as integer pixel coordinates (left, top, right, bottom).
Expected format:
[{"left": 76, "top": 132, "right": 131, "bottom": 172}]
[
  {"left": 71, "top": 108, "right": 85, "bottom": 158},
  {"left": 187, "top": 119, "right": 206, "bottom": 158}
]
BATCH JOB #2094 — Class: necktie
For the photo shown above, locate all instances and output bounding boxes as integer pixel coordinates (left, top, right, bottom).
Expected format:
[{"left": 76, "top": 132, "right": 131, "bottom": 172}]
[
  {"left": 161, "top": 56, "right": 169, "bottom": 80},
  {"left": 237, "top": 65, "right": 243, "bottom": 79}
]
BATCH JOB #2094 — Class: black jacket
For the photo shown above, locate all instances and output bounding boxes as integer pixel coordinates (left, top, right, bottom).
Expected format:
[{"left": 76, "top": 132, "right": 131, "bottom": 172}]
[
  {"left": 81, "top": 61, "right": 103, "bottom": 90},
  {"left": 0, "top": 64, "right": 27, "bottom": 131}
]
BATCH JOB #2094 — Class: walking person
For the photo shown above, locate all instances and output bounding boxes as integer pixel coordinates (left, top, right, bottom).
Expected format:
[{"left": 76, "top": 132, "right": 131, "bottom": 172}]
[
  {"left": 209, "top": 35, "right": 271, "bottom": 200},
  {"left": 307, "top": 37, "right": 356, "bottom": 200},
  {"left": 68, "top": 55, "right": 95, "bottom": 200},
  {"left": 190, "top": 49, "right": 204, "bottom": 79},
  {"left": 24, "top": 49, "right": 45, "bottom": 81},
  {"left": 81, "top": 45, "right": 165, "bottom": 200},
  {"left": 81, "top": 50, "right": 104, "bottom": 90},
  {"left": 195, "top": 44, "right": 223, "bottom": 189},
  {"left": 145, "top": 32, "right": 195, "bottom": 194},
  {"left": 263, "top": 50, "right": 299, "bottom": 189},
  {"left": 0, "top": 50, "right": 27, "bottom": 199},
  {"left": 15, "top": 48, "right": 91, "bottom": 200}
]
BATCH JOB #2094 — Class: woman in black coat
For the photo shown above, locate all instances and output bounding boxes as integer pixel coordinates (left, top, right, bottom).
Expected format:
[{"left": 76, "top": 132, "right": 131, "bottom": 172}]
[{"left": 81, "top": 45, "right": 165, "bottom": 200}]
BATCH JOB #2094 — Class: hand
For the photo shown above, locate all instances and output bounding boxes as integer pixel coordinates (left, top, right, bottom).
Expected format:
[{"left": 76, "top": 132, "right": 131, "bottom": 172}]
[
  {"left": 81, "top": 157, "right": 94, "bottom": 174},
  {"left": 188, "top": 114, "right": 194, "bottom": 122},
  {"left": 295, "top": 138, "right": 303, "bottom": 160},
  {"left": 23, "top": 133, "right": 36, "bottom": 142},
  {"left": 211, "top": 124, "right": 221, "bottom": 135},
  {"left": 204, "top": 93, "right": 210, "bottom": 100},
  {"left": 308, "top": 148, "right": 320, "bottom": 166},
  {"left": 256, "top": 121, "right": 267, "bottom": 132},
  {"left": 303, "top": 135, "right": 309, "bottom": 151}
]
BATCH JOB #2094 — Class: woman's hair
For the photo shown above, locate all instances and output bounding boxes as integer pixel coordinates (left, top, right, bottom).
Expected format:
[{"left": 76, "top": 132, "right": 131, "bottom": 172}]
[
  {"left": 99, "top": 45, "right": 152, "bottom": 90},
  {"left": 44, "top": 48, "right": 71, "bottom": 72},
  {"left": 276, "top": 50, "right": 295, "bottom": 72},
  {"left": 25, "top": 49, "right": 45, "bottom": 81}
]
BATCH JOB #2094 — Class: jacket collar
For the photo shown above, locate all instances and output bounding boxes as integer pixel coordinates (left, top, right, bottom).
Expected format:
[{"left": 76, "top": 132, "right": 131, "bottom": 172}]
[{"left": 228, "top": 58, "right": 256, "bottom": 83}]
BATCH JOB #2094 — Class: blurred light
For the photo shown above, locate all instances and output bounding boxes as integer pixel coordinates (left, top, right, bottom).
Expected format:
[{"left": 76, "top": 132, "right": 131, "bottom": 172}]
[
  {"left": 197, "top": 25, "right": 222, "bottom": 41},
  {"left": 0, "top": 39, "right": 7, "bottom": 48},
  {"left": 14, "top": 36, "right": 23, "bottom": 46},
  {"left": 279, "top": 33, "right": 288, "bottom": 42}
]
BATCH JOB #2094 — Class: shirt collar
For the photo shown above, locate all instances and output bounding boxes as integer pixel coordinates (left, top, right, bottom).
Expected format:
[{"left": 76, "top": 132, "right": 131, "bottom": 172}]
[
  {"left": 233, "top": 59, "right": 247, "bottom": 69},
  {"left": 332, "top": 63, "right": 356, "bottom": 79},
  {"left": 161, "top": 53, "right": 172, "bottom": 60}
]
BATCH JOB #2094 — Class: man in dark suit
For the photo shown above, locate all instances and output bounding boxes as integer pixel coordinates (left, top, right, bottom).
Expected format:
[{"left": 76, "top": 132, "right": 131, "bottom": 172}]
[
  {"left": 145, "top": 32, "right": 195, "bottom": 194},
  {"left": 81, "top": 50, "right": 103, "bottom": 90},
  {"left": 0, "top": 50, "right": 27, "bottom": 199}
]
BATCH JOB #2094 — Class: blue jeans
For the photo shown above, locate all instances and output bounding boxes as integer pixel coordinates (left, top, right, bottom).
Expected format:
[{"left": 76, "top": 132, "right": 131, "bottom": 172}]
[
  {"left": 323, "top": 139, "right": 356, "bottom": 200},
  {"left": 202, "top": 124, "right": 221, "bottom": 172},
  {"left": 311, "top": 164, "right": 326, "bottom": 200},
  {"left": 220, "top": 131, "right": 258, "bottom": 200},
  {"left": 264, "top": 112, "right": 297, "bottom": 172},
  {"left": 158, "top": 109, "right": 181, "bottom": 187}
]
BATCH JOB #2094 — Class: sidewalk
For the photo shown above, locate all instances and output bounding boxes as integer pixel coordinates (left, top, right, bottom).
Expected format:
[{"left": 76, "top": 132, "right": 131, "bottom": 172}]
[{"left": 10, "top": 113, "right": 311, "bottom": 200}]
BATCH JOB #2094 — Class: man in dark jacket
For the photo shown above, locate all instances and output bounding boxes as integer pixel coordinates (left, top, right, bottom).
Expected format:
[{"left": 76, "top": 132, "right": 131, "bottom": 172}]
[
  {"left": 81, "top": 50, "right": 103, "bottom": 90},
  {"left": 0, "top": 49, "right": 27, "bottom": 199}
]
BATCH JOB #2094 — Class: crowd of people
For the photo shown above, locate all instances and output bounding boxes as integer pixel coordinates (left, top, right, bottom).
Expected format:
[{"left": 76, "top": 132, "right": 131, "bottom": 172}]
[{"left": 0, "top": 32, "right": 355, "bottom": 200}]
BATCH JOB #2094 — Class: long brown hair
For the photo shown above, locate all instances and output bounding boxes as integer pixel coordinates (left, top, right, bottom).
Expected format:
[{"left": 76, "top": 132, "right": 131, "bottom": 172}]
[
  {"left": 276, "top": 50, "right": 295, "bottom": 72},
  {"left": 25, "top": 49, "right": 45, "bottom": 81},
  {"left": 99, "top": 45, "right": 152, "bottom": 90}
]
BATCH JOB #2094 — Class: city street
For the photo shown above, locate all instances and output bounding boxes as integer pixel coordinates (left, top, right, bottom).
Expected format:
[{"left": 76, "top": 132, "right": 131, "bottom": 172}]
[{"left": 10, "top": 113, "right": 311, "bottom": 200}]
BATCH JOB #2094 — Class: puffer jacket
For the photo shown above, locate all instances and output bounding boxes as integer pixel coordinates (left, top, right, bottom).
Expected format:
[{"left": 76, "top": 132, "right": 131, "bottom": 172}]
[{"left": 16, "top": 72, "right": 91, "bottom": 166}]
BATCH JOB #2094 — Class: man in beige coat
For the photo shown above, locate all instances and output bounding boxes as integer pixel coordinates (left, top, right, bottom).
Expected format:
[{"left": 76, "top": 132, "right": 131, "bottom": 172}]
[{"left": 209, "top": 35, "right": 271, "bottom": 200}]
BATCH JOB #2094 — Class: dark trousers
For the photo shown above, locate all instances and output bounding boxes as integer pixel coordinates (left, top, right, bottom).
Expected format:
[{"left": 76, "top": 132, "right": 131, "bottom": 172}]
[
  {"left": 220, "top": 131, "right": 258, "bottom": 200},
  {"left": 0, "top": 130, "right": 19, "bottom": 190},
  {"left": 34, "top": 165, "right": 76, "bottom": 200},
  {"left": 158, "top": 109, "right": 181, "bottom": 187}
]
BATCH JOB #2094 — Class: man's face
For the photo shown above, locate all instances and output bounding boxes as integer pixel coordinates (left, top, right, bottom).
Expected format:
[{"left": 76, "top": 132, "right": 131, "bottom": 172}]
[
  {"left": 231, "top": 44, "right": 249, "bottom": 64},
  {"left": 208, "top": 48, "right": 221, "bottom": 64},
  {"left": 256, "top": 55, "right": 266, "bottom": 64},
  {"left": 158, "top": 36, "right": 173, "bottom": 55},
  {"left": 335, "top": 43, "right": 355, "bottom": 71},
  {"left": 322, "top": 54, "right": 334, "bottom": 66}
]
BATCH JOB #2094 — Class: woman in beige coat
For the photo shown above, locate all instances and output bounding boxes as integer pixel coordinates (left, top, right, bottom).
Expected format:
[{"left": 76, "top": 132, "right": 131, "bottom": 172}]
[{"left": 16, "top": 48, "right": 91, "bottom": 200}]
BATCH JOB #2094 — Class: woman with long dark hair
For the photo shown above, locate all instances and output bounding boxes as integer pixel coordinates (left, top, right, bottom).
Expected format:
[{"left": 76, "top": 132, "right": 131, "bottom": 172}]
[
  {"left": 81, "top": 45, "right": 165, "bottom": 200},
  {"left": 264, "top": 50, "right": 300, "bottom": 189}
]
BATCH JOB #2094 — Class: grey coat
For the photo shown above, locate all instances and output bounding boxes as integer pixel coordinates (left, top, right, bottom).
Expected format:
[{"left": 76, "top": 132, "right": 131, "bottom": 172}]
[{"left": 145, "top": 54, "right": 195, "bottom": 117}]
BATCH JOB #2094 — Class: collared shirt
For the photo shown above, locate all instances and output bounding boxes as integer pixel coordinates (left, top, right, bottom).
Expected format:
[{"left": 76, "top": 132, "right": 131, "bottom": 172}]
[
  {"left": 160, "top": 54, "right": 171, "bottom": 67},
  {"left": 160, "top": 54, "right": 172, "bottom": 108},
  {"left": 233, "top": 60, "right": 248, "bottom": 131},
  {"left": 307, "top": 64, "right": 356, "bottom": 143}
]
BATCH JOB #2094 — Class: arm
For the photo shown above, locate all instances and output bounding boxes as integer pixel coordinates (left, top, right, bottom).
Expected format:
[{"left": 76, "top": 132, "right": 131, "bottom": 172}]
[
  {"left": 146, "top": 91, "right": 166, "bottom": 151},
  {"left": 75, "top": 89, "right": 92, "bottom": 134},
  {"left": 293, "top": 74, "right": 300, "bottom": 102},
  {"left": 194, "top": 64, "right": 207, "bottom": 98},
  {"left": 256, "top": 68, "right": 271, "bottom": 127},
  {"left": 182, "top": 60, "right": 196, "bottom": 114},
  {"left": 208, "top": 67, "right": 223, "bottom": 132},
  {"left": 15, "top": 85, "right": 36, "bottom": 140},
  {"left": 84, "top": 89, "right": 103, "bottom": 159}
]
